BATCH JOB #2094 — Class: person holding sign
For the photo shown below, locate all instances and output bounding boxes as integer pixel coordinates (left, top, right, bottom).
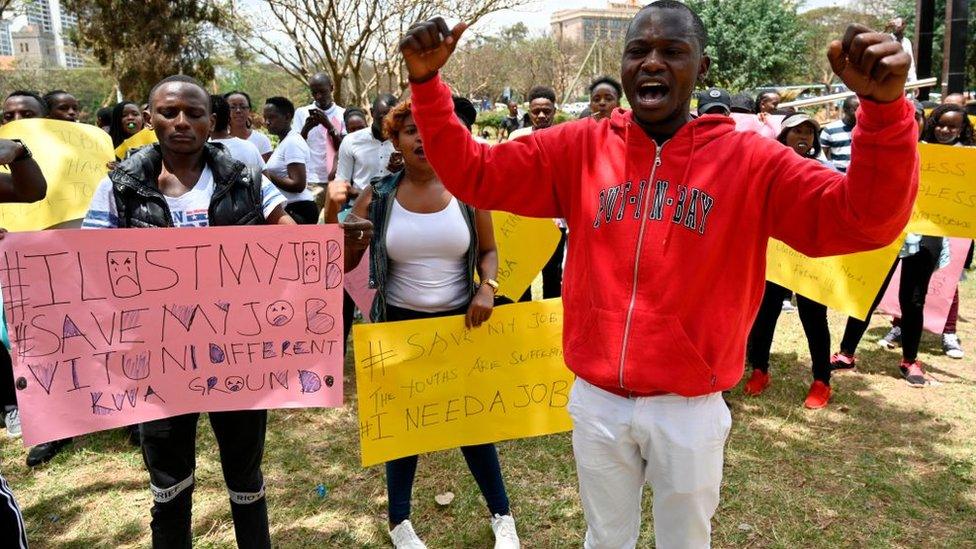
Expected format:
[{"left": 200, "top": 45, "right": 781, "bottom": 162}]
[
  {"left": 744, "top": 113, "right": 838, "bottom": 409},
  {"left": 0, "top": 135, "right": 46, "bottom": 548},
  {"left": 109, "top": 101, "right": 145, "bottom": 154},
  {"left": 397, "top": 2, "right": 918, "bottom": 546},
  {"left": 343, "top": 100, "right": 518, "bottom": 549},
  {"left": 82, "top": 75, "right": 294, "bottom": 549}
]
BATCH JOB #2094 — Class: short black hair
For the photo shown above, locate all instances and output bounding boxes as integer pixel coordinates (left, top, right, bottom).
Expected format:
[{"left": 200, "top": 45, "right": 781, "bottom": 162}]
[
  {"left": 589, "top": 76, "right": 622, "bottom": 98},
  {"left": 730, "top": 92, "right": 755, "bottom": 113},
  {"left": 373, "top": 93, "right": 398, "bottom": 112},
  {"left": 6, "top": 90, "right": 46, "bottom": 114},
  {"left": 629, "top": 0, "right": 708, "bottom": 52},
  {"left": 755, "top": 90, "right": 780, "bottom": 113},
  {"left": 42, "top": 90, "right": 73, "bottom": 111},
  {"left": 223, "top": 90, "right": 252, "bottom": 108},
  {"left": 344, "top": 107, "right": 367, "bottom": 125},
  {"left": 842, "top": 95, "right": 859, "bottom": 112},
  {"left": 528, "top": 85, "right": 557, "bottom": 104},
  {"left": 264, "top": 96, "right": 295, "bottom": 119},
  {"left": 211, "top": 94, "right": 230, "bottom": 133},
  {"left": 923, "top": 103, "right": 975, "bottom": 146},
  {"left": 148, "top": 75, "right": 209, "bottom": 112},
  {"left": 452, "top": 96, "right": 477, "bottom": 130},
  {"left": 96, "top": 106, "right": 112, "bottom": 126}
]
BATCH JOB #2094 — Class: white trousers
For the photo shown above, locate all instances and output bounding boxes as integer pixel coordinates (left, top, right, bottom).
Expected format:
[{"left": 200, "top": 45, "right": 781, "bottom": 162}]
[{"left": 568, "top": 379, "right": 732, "bottom": 549}]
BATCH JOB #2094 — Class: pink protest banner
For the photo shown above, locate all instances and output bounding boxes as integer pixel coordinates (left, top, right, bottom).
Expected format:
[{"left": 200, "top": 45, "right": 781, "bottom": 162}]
[
  {"left": 732, "top": 113, "right": 784, "bottom": 139},
  {"left": 878, "top": 238, "right": 970, "bottom": 334},
  {"left": 1, "top": 225, "right": 345, "bottom": 446},
  {"left": 344, "top": 246, "right": 376, "bottom": 322}
]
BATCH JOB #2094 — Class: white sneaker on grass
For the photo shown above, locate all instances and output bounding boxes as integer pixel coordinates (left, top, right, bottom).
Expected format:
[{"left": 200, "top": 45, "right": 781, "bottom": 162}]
[
  {"left": 389, "top": 520, "right": 427, "bottom": 549},
  {"left": 943, "top": 333, "right": 964, "bottom": 359},
  {"left": 879, "top": 326, "right": 902, "bottom": 349},
  {"left": 4, "top": 406, "right": 20, "bottom": 438},
  {"left": 491, "top": 514, "right": 520, "bottom": 548}
]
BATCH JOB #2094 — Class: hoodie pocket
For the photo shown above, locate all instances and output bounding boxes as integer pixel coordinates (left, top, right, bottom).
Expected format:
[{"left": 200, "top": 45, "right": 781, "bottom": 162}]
[{"left": 622, "top": 310, "right": 716, "bottom": 396}]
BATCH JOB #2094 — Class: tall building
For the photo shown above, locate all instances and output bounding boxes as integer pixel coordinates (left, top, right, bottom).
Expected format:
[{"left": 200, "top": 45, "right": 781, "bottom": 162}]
[
  {"left": 12, "top": 0, "right": 84, "bottom": 67},
  {"left": 551, "top": 1, "right": 642, "bottom": 44},
  {"left": 0, "top": 20, "right": 13, "bottom": 57}
]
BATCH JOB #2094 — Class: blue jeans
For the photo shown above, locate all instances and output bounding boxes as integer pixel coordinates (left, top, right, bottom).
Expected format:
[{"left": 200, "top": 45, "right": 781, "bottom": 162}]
[{"left": 383, "top": 304, "right": 511, "bottom": 525}]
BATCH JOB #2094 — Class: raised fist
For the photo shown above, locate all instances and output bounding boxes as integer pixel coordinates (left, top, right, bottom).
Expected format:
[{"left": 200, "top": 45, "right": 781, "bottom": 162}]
[
  {"left": 399, "top": 17, "right": 468, "bottom": 84},
  {"left": 828, "top": 24, "right": 911, "bottom": 104}
]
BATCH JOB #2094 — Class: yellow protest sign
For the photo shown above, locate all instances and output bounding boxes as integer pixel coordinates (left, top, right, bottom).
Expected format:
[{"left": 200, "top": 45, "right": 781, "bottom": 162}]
[
  {"left": 0, "top": 119, "right": 113, "bottom": 231},
  {"left": 491, "top": 212, "right": 561, "bottom": 298},
  {"left": 353, "top": 299, "right": 573, "bottom": 467},
  {"left": 765, "top": 237, "right": 904, "bottom": 320},
  {"left": 114, "top": 127, "right": 157, "bottom": 159},
  {"left": 907, "top": 143, "right": 976, "bottom": 239}
]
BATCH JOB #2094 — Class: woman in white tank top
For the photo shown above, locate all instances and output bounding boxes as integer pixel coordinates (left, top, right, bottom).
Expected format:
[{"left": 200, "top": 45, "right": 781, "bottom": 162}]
[{"left": 341, "top": 100, "right": 520, "bottom": 549}]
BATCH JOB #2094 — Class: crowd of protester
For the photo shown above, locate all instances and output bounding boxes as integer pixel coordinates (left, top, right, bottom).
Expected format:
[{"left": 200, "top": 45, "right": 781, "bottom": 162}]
[{"left": 0, "top": 3, "right": 972, "bottom": 548}]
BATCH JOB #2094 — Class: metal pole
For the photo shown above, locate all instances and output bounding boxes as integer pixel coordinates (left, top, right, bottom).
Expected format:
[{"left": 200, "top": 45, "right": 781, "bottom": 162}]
[
  {"left": 915, "top": 0, "right": 936, "bottom": 100},
  {"left": 942, "top": 0, "right": 970, "bottom": 94},
  {"left": 779, "top": 77, "right": 937, "bottom": 109}
]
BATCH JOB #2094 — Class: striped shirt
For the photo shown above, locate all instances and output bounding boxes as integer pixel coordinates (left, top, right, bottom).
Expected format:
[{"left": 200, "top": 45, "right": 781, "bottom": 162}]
[
  {"left": 819, "top": 120, "right": 855, "bottom": 173},
  {"left": 82, "top": 166, "right": 285, "bottom": 229}
]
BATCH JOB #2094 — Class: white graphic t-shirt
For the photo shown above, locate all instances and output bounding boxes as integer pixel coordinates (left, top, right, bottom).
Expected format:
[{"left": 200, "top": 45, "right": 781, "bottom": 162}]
[{"left": 82, "top": 166, "right": 286, "bottom": 228}]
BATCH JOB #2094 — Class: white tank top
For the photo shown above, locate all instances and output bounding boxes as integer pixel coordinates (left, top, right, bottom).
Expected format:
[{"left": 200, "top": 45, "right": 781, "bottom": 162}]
[{"left": 385, "top": 196, "right": 472, "bottom": 312}]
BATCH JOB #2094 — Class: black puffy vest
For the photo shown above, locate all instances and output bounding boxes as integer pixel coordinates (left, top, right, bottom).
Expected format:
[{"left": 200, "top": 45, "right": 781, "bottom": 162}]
[{"left": 110, "top": 143, "right": 265, "bottom": 228}]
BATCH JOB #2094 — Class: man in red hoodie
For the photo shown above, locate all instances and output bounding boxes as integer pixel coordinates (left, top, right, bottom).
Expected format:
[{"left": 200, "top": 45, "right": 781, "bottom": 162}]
[{"left": 396, "top": 1, "right": 917, "bottom": 546}]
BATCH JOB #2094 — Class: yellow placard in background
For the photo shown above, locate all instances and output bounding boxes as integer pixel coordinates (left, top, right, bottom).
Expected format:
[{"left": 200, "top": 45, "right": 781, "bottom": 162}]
[
  {"left": 907, "top": 143, "right": 976, "bottom": 239},
  {"left": 0, "top": 119, "right": 114, "bottom": 231},
  {"left": 353, "top": 299, "right": 573, "bottom": 467},
  {"left": 491, "top": 212, "right": 561, "bottom": 298},
  {"left": 765, "top": 237, "right": 904, "bottom": 320},
  {"left": 114, "top": 127, "right": 157, "bottom": 160}
]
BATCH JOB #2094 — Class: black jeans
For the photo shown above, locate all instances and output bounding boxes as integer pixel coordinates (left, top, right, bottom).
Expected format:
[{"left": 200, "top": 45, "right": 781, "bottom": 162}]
[
  {"left": 284, "top": 200, "right": 320, "bottom": 225},
  {"left": 140, "top": 410, "right": 270, "bottom": 549},
  {"left": 383, "top": 304, "right": 511, "bottom": 525},
  {"left": 519, "top": 226, "right": 567, "bottom": 302},
  {"left": 0, "top": 345, "right": 15, "bottom": 408},
  {"left": 839, "top": 261, "right": 898, "bottom": 356},
  {"left": 747, "top": 281, "right": 831, "bottom": 382}
]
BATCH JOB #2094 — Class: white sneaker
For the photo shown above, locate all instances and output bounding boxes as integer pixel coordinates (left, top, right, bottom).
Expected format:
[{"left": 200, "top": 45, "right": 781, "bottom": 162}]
[
  {"left": 781, "top": 299, "right": 796, "bottom": 313},
  {"left": 389, "top": 520, "right": 427, "bottom": 549},
  {"left": 4, "top": 406, "right": 20, "bottom": 438},
  {"left": 491, "top": 514, "right": 520, "bottom": 549},
  {"left": 880, "top": 326, "right": 902, "bottom": 349},
  {"left": 943, "top": 333, "right": 965, "bottom": 359}
]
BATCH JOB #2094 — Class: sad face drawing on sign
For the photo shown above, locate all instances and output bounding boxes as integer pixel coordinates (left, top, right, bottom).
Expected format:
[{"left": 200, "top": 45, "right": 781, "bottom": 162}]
[{"left": 106, "top": 250, "right": 142, "bottom": 298}]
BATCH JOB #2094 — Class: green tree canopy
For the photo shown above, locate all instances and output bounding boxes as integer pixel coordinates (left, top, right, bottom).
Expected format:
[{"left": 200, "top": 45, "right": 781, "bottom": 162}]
[
  {"left": 61, "top": 0, "right": 232, "bottom": 101},
  {"left": 686, "top": 0, "right": 810, "bottom": 90}
]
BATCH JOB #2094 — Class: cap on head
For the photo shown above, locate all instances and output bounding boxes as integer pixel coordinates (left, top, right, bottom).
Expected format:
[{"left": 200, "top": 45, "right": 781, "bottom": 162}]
[{"left": 697, "top": 87, "right": 731, "bottom": 115}]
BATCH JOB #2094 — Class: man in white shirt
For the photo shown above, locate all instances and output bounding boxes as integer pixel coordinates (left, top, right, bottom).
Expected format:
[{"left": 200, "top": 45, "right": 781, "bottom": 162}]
[
  {"left": 292, "top": 72, "right": 346, "bottom": 193},
  {"left": 327, "top": 93, "right": 398, "bottom": 221},
  {"left": 887, "top": 17, "right": 917, "bottom": 83}
]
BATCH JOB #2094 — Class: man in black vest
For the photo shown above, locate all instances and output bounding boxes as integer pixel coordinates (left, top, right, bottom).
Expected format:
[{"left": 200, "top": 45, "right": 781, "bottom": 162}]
[{"left": 82, "top": 75, "right": 294, "bottom": 548}]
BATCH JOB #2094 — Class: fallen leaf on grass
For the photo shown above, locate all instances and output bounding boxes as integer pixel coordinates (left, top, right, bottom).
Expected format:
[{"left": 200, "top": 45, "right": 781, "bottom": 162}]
[{"left": 435, "top": 491, "right": 455, "bottom": 506}]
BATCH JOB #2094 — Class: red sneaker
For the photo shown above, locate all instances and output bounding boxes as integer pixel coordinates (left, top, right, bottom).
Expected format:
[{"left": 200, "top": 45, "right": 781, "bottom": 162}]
[
  {"left": 899, "top": 360, "right": 927, "bottom": 387},
  {"left": 829, "top": 352, "right": 857, "bottom": 372},
  {"left": 743, "top": 369, "right": 770, "bottom": 396},
  {"left": 804, "top": 380, "right": 831, "bottom": 409}
]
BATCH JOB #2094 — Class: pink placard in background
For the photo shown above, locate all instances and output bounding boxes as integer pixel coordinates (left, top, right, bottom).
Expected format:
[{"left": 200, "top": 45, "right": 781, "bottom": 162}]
[
  {"left": 344, "top": 246, "right": 375, "bottom": 323},
  {"left": 732, "top": 113, "right": 784, "bottom": 139},
  {"left": 878, "top": 238, "right": 970, "bottom": 334},
  {"left": 1, "top": 225, "right": 346, "bottom": 446}
]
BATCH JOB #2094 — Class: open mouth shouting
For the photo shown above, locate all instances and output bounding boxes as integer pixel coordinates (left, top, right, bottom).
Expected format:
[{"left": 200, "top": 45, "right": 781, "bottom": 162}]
[{"left": 636, "top": 80, "right": 671, "bottom": 109}]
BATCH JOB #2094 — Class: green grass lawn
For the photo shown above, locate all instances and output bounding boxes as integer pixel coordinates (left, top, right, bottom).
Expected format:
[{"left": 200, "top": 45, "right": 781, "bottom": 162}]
[{"left": 3, "top": 275, "right": 975, "bottom": 548}]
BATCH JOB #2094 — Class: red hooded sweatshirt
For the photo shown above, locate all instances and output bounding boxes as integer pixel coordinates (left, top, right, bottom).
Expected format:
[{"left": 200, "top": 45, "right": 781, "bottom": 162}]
[{"left": 411, "top": 75, "right": 918, "bottom": 398}]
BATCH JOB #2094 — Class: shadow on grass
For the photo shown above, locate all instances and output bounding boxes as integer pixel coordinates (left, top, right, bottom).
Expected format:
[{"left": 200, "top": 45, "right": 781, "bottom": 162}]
[
  {"left": 22, "top": 479, "right": 145, "bottom": 548},
  {"left": 720, "top": 329, "right": 976, "bottom": 547}
]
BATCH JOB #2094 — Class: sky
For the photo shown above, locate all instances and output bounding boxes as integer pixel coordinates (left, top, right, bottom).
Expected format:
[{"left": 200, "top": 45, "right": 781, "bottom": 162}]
[{"left": 472, "top": 0, "right": 851, "bottom": 35}]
